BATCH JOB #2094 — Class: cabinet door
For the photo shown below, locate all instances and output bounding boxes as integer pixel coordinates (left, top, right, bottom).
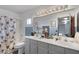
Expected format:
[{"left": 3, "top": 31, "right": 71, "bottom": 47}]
[
  {"left": 38, "top": 41, "right": 49, "bottom": 54},
  {"left": 18, "top": 48, "right": 24, "bottom": 54},
  {"left": 30, "top": 40, "right": 38, "bottom": 54},
  {"left": 25, "top": 39, "right": 30, "bottom": 54},
  {"left": 54, "top": 45, "right": 64, "bottom": 54},
  {"left": 48, "top": 44, "right": 55, "bottom": 54},
  {"left": 64, "top": 48, "right": 79, "bottom": 54}
]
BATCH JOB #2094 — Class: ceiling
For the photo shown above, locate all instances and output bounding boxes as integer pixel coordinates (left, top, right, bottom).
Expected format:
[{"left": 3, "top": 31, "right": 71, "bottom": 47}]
[
  {"left": 0, "top": 5, "right": 79, "bottom": 14},
  {"left": 0, "top": 5, "right": 39, "bottom": 14}
]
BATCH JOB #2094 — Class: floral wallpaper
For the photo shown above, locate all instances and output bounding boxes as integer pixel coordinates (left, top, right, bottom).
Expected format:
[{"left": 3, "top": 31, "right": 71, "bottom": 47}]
[{"left": 0, "top": 16, "right": 16, "bottom": 54}]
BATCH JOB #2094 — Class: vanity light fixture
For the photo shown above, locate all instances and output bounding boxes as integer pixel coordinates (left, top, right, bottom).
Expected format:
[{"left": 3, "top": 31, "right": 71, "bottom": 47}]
[{"left": 36, "top": 5, "right": 69, "bottom": 17}]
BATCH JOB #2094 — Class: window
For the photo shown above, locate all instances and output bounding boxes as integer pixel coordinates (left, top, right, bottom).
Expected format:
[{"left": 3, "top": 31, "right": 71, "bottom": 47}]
[{"left": 27, "top": 18, "right": 32, "bottom": 25}]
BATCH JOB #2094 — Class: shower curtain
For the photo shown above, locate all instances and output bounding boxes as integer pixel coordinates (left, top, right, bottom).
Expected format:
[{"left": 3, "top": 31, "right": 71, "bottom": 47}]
[{"left": 0, "top": 16, "right": 16, "bottom": 54}]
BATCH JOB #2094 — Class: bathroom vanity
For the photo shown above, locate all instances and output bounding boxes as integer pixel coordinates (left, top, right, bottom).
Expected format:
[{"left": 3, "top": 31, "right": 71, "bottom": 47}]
[{"left": 25, "top": 36, "right": 79, "bottom": 54}]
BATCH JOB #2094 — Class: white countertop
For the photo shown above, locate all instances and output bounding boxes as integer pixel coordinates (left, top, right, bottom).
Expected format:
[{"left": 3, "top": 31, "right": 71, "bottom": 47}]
[{"left": 25, "top": 36, "right": 79, "bottom": 51}]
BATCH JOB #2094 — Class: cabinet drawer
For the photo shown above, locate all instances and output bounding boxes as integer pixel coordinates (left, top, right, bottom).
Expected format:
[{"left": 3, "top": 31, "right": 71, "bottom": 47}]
[
  {"left": 48, "top": 44, "right": 64, "bottom": 54},
  {"left": 64, "top": 48, "right": 79, "bottom": 54},
  {"left": 38, "top": 47, "right": 48, "bottom": 54},
  {"left": 54, "top": 45, "right": 64, "bottom": 54},
  {"left": 38, "top": 41, "right": 48, "bottom": 49}
]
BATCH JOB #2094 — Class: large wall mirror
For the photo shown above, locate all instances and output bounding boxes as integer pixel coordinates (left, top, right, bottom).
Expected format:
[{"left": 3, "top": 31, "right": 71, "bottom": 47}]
[
  {"left": 77, "top": 12, "right": 79, "bottom": 32},
  {"left": 58, "top": 16, "right": 71, "bottom": 37}
]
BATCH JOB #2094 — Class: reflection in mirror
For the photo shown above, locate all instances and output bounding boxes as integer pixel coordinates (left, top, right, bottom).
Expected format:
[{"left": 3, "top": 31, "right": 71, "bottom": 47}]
[
  {"left": 77, "top": 12, "right": 79, "bottom": 32},
  {"left": 58, "top": 16, "right": 70, "bottom": 37}
]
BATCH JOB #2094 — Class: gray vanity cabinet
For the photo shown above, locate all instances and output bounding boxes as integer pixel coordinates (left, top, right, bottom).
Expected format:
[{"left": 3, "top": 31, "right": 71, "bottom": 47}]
[
  {"left": 64, "top": 48, "right": 79, "bottom": 54},
  {"left": 48, "top": 44, "right": 64, "bottom": 54},
  {"left": 48, "top": 44, "right": 55, "bottom": 54},
  {"left": 25, "top": 38, "right": 79, "bottom": 54},
  {"left": 30, "top": 40, "right": 38, "bottom": 54},
  {"left": 25, "top": 39, "right": 30, "bottom": 54},
  {"left": 37, "top": 41, "right": 49, "bottom": 54},
  {"left": 54, "top": 45, "right": 64, "bottom": 54}
]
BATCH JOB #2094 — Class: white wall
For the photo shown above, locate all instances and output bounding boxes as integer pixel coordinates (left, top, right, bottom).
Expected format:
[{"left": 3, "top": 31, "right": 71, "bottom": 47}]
[
  {"left": 19, "top": 8, "right": 37, "bottom": 39},
  {"left": 0, "top": 6, "right": 78, "bottom": 41},
  {"left": 0, "top": 9, "right": 19, "bottom": 18}
]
